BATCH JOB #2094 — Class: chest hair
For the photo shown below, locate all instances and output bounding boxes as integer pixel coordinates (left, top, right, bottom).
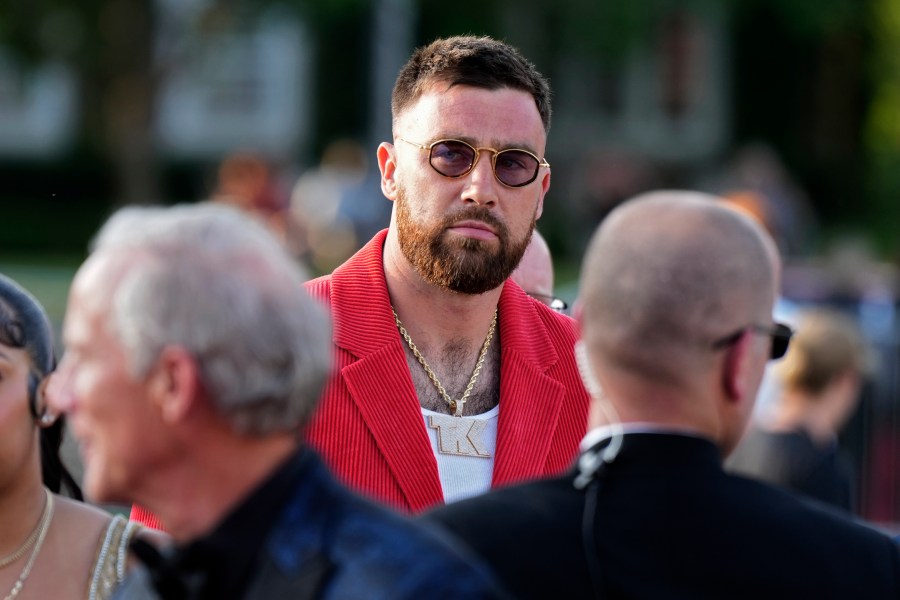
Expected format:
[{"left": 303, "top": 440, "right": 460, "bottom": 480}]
[{"left": 402, "top": 335, "right": 501, "bottom": 416}]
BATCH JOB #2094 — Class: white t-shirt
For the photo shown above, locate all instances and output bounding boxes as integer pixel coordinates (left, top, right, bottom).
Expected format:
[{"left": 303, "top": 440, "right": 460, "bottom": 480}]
[{"left": 421, "top": 405, "right": 499, "bottom": 504}]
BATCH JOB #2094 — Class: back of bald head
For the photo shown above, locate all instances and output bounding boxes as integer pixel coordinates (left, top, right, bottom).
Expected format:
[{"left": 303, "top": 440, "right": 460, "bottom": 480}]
[{"left": 580, "top": 191, "right": 779, "bottom": 386}]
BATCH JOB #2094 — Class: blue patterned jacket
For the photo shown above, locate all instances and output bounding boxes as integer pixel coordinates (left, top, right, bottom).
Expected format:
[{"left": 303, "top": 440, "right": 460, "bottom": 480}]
[{"left": 114, "top": 450, "right": 508, "bottom": 599}]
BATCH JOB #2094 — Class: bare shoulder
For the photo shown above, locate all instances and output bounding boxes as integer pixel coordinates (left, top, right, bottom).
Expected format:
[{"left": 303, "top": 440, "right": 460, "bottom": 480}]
[
  {"left": 33, "top": 496, "right": 115, "bottom": 598},
  {"left": 54, "top": 495, "right": 114, "bottom": 536},
  {"left": 53, "top": 498, "right": 169, "bottom": 551}
]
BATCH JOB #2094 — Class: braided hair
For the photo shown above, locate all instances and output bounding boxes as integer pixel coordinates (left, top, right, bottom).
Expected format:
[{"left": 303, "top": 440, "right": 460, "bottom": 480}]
[{"left": 0, "top": 273, "right": 82, "bottom": 500}]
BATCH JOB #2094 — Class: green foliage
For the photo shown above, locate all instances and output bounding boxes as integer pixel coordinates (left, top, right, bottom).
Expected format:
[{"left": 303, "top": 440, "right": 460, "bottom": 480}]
[
  {"left": 561, "top": 0, "right": 695, "bottom": 57},
  {"left": 866, "top": 0, "right": 900, "bottom": 153},
  {"left": 417, "top": 0, "right": 499, "bottom": 40},
  {"left": 732, "top": 0, "right": 864, "bottom": 37},
  {"left": 864, "top": 0, "right": 900, "bottom": 257},
  {"left": 541, "top": 0, "right": 864, "bottom": 58},
  {"left": 0, "top": 197, "right": 109, "bottom": 253},
  {"left": 0, "top": 0, "right": 130, "bottom": 69},
  {"left": 0, "top": 0, "right": 896, "bottom": 257}
]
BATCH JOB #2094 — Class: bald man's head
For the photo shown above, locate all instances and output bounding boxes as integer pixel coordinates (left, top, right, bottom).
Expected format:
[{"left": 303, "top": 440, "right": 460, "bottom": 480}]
[
  {"left": 580, "top": 191, "right": 779, "bottom": 387},
  {"left": 512, "top": 229, "right": 554, "bottom": 301}
]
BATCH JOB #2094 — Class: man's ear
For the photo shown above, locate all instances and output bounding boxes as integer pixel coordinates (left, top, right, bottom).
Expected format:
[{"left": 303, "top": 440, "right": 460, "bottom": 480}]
[
  {"left": 377, "top": 142, "right": 399, "bottom": 201},
  {"left": 148, "top": 346, "right": 202, "bottom": 424},
  {"left": 722, "top": 330, "right": 751, "bottom": 402},
  {"left": 534, "top": 169, "right": 550, "bottom": 221}
]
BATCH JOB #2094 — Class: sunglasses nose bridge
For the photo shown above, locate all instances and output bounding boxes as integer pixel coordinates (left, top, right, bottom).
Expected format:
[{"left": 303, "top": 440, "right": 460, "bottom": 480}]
[{"left": 467, "top": 146, "right": 500, "bottom": 183}]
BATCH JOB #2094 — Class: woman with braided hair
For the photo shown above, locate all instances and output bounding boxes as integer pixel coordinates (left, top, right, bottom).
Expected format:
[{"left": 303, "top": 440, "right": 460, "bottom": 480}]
[{"left": 0, "top": 274, "right": 166, "bottom": 599}]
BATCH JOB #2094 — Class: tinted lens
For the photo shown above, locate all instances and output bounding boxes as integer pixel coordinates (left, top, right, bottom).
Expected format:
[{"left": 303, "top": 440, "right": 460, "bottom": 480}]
[
  {"left": 770, "top": 323, "right": 793, "bottom": 360},
  {"left": 494, "top": 149, "right": 540, "bottom": 187},
  {"left": 429, "top": 140, "right": 476, "bottom": 177}
]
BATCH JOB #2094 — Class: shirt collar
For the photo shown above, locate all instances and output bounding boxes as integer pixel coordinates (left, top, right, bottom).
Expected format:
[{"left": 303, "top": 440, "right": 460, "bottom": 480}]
[
  {"left": 136, "top": 447, "right": 310, "bottom": 600},
  {"left": 580, "top": 422, "right": 709, "bottom": 452}
]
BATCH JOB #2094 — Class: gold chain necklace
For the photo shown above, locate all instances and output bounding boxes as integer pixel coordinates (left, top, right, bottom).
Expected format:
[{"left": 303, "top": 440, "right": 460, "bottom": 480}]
[
  {"left": 3, "top": 489, "right": 54, "bottom": 600},
  {"left": 393, "top": 307, "right": 497, "bottom": 417},
  {"left": 0, "top": 502, "right": 45, "bottom": 568}
]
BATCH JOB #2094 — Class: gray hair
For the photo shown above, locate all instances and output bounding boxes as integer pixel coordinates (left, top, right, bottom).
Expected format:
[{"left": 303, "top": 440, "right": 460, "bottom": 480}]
[{"left": 90, "top": 202, "right": 332, "bottom": 435}]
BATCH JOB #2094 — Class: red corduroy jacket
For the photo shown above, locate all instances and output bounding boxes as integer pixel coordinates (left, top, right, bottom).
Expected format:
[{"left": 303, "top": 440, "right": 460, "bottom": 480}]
[{"left": 303, "top": 230, "right": 589, "bottom": 513}]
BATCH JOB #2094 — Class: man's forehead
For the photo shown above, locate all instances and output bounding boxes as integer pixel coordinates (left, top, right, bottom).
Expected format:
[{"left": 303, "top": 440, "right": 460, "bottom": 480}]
[
  {"left": 397, "top": 85, "right": 545, "bottom": 144},
  {"left": 63, "top": 292, "right": 100, "bottom": 348},
  {"left": 72, "top": 253, "right": 124, "bottom": 305},
  {"left": 65, "top": 251, "right": 130, "bottom": 342}
]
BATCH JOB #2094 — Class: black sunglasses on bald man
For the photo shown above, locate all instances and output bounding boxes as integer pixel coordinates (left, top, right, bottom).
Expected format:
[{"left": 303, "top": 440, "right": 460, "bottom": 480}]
[{"left": 712, "top": 322, "right": 793, "bottom": 361}]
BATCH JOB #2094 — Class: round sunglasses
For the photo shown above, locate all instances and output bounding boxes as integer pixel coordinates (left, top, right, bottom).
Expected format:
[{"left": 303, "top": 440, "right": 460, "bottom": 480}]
[{"left": 397, "top": 137, "right": 550, "bottom": 188}]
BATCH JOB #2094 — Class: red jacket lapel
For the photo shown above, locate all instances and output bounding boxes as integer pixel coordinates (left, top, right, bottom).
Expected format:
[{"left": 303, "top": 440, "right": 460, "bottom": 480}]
[
  {"left": 493, "top": 281, "right": 566, "bottom": 485},
  {"left": 328, "top": 231, "right": 444, "bottom": 509}
]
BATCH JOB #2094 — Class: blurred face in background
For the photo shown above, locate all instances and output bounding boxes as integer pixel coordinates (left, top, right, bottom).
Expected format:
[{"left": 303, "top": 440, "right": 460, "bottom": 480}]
[
  {"left": 0, "top": 341, "right": 39, "bottom": 491},
  {"left": 49, "top": 253, "right": 168, "bottom": 505}
]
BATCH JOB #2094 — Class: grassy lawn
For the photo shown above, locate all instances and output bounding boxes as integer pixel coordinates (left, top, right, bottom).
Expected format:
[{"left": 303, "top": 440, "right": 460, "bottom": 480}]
[{"left": 0, "top": 260, "right": 79, "bottom": 326}]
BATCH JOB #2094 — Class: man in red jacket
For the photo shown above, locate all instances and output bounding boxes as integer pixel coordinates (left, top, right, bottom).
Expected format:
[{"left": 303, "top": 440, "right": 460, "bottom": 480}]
[
  {"left": 132, "top": 35, "right": 588, "bottom": 526},
  {"left": 301, "top": 35, "right": 588, "bottom": 513}
]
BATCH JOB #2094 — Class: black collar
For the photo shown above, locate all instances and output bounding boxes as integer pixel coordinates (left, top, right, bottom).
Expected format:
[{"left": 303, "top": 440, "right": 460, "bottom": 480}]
[{"left": 132, "top": 448, "right": 311, "bottom": 600}]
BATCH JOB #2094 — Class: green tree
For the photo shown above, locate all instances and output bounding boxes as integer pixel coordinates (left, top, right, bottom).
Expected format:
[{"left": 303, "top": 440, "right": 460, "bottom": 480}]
[
  {"left": 0, "top": 0, "right": 367, "bottom": 207},
  {"left": 0, "top": 0, "right": 160, "bottom": 205}
]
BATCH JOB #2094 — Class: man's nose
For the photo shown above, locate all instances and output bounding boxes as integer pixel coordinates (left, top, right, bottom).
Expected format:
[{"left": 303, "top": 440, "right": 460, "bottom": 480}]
[{"left": 462, "top": 151, "right": 499, "bottom": 207}]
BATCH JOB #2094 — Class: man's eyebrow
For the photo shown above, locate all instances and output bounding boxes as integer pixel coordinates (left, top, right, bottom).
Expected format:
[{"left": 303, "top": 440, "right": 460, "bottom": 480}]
[
  {"left": 492, "top": 139, "right": 539, "bottom": 154},
  {"left": 437, "top": 134, "right": 539, "bottom": 155}
]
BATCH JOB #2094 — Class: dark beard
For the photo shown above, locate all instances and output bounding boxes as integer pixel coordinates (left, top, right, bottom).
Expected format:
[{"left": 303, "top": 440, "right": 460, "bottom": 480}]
[{"left": 396, "top": 187, "right": 535, "bottom": 294}]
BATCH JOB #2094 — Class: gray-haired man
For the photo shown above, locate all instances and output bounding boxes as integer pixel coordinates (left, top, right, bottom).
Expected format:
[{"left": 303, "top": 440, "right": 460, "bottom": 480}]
[{"left": 49, "top": 203, "right": 506, "bottom": 599}]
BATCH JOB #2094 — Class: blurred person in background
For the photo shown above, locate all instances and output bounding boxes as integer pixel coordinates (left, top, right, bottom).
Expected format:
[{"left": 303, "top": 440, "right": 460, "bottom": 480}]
[
  {"left": 716, "top": 142, "right": 820, "bottom": 258},
  {"left": 0, "top": 274, "right": 164, "bottom": 600},
  {"left": 510, "top": 229, "right": 567, "bottom": 313},
  {"left": 212, "top": 151, "right": 291, "bottom": 245},
  {"left": 727, "top": 308, "right": 874, "bottom": 512},
  {"left": 289, "top": 138, "right": 375, "bottom": 272},
  {"left": 49, "top": 204, "right": 505, "bottom": 599}
]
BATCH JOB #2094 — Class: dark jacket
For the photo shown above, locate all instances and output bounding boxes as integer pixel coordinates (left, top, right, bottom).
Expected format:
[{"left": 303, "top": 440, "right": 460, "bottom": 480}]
[
  {"left": 115, "top": 450, "right": 507, "bottom": 599},
  {"left": 426, "top": 433, "right": 900, "bottom": 599},
  {"left": 727, "top": 426, "right": 854, "bottom": 512}
]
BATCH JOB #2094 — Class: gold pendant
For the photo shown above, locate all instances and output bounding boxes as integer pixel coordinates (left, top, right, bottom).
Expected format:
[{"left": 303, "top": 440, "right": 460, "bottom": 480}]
[{"left": 428, "top": 414, "right": 491, "bottom": 458}]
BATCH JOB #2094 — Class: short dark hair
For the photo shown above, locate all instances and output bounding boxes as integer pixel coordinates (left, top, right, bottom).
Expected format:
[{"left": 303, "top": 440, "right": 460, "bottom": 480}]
[{"left": 392, "top": 35, "right": 552, "bottom": 133}]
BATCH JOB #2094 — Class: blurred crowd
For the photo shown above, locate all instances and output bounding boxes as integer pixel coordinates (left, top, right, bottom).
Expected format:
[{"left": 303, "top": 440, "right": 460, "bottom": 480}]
[{"left": 2, "top": 33, "right": 900, "bottom": 600}]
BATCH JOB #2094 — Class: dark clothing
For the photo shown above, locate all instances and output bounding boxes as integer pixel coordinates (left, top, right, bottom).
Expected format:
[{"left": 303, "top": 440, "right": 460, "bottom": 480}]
[
  {"left": 127, "top": 451, "right": 310, "bottom": 600},
  {"left": 115, "top": 449, "right": 506, "bottom": 600},
  {"left": 426, "top": 433, "right": 900, "bottom": 599},
  {"left": 727, "top": 426, "right": 854, "bottom": 512}
]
